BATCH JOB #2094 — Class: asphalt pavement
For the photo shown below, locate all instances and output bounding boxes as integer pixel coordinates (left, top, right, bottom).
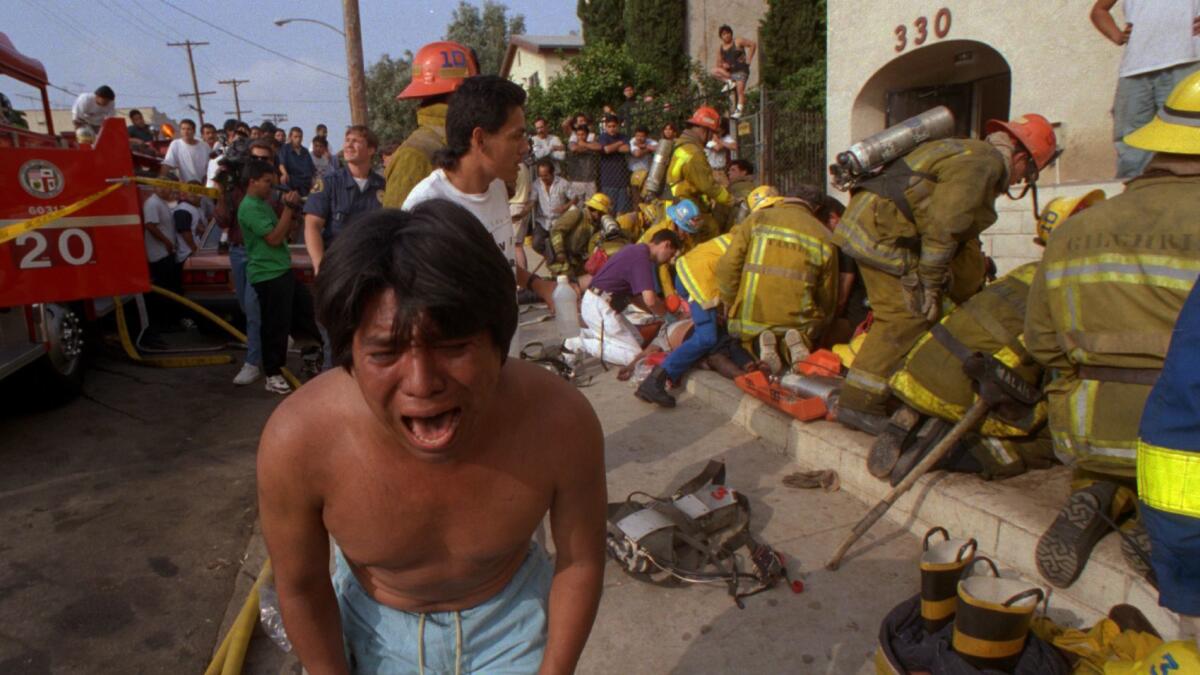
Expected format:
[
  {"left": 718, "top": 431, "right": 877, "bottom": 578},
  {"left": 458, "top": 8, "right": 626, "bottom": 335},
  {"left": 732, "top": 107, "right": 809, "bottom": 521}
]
[{"left": 0, "top": 335, "right": 287, "bottom": 674}]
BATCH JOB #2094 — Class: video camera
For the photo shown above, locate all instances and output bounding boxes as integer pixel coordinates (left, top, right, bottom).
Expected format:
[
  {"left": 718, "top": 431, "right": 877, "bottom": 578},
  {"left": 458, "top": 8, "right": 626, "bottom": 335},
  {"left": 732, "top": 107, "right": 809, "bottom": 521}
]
[{"left": 213, "top": 137, "right": 253, "bottom": 192}]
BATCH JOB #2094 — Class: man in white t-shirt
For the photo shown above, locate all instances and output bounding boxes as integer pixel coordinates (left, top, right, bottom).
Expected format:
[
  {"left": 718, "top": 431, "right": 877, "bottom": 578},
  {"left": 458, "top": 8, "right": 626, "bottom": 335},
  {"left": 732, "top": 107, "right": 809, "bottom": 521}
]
[
  {"left": 71, "top": 85, "right": 115, "bottom": 133},
  {"left": 172, "top": 189, "right": 205, "bottom": 264},
  {"left": 143, "top": 182, "right": 180, "bottom": 334},
  {"left": 1092, "top": 0, "right": 1200, "bottom": 177},
  {"left": 162, "top": 119, "right": 213, "bottom": 184},
  {"left": 531, "top": 117, "right": 566, "bottom": 163},
  {"left": 403, "top": 76, "right": 557, "bottom": 317}
]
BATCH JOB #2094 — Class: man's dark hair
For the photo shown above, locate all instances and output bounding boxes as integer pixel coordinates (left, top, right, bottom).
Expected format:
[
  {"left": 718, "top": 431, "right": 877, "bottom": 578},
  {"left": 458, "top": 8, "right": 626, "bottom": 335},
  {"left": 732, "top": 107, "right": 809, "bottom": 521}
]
[
  {"left": 634, "top": 125, "right": 650, "bottom": 135},
  {"left": 381, "top": 139, "right": 402, "bottom": 157},
  {"left": 574, "top": 123, "right": 590, "bottom": 134},
  {"left": 437, "top": 75, "right": 526, "bottom": 169},
  {"left": 730, "top": 159, "right": 754, "bottom": 175},
  {"left": 180, "top": 118, "right": 196, "bottom": 129},
  {"left": 128, "top": 108, "right": 143, "bottom": 119},
  {"left": 534, "top": 157, "right": 555, "bottom": 175},
  {"left": 650, "top": 229, "right": 682, "bottom": 249},
  {"left": 289, "top": 126, "right": 302, "bottom": 135},
  {"left": 223, "top": 118, "right": 239, "bottom": 131},
  {"left": 718, "top": 24, "right": 733, "bottom": 36},
  {"left": 312, "top": 135, "right": 329, "bottom": 148},
  {"left": 315, "top": 123, "right": 327, "bottom": 133},
  {"left": 202, "top": 122, "right": 217, "bottom": 133},
  {"left": 316, "top": 200, "right": 518, "bottom": 370},
  {"left": 819, "top": 195, "right": 846, "bottom": 223},
  {"left": 244, "top": 159, "right": 276, "bottom": 183},
  {"left": 95, "top": 85, "right": 115, "bottom": 100},
  {"left": 603, "top": 114, "right": 620, "bottom": 125},
  {"left": 250, "top": 125, "right": 261, "bottom": 133},
  {"left": 249, "top": 139, "right": 275, "bottom": 154},
  {"left": 345, "top": 124, "right": 379, "bottom": 149},
  {"left": 259, "top": 121, "right": 277, "bottom": 136}
]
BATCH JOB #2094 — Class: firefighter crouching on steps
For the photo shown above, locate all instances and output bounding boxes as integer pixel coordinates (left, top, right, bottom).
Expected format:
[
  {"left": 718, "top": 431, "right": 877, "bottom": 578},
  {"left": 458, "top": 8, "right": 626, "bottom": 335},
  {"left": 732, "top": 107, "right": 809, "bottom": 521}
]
[
  {"left": 667, "top": 106, "right": 733, "bottom": 243},
  {"left": 1027, "top": 71, "right": 1200, "bottom": 590},
  {"left": 381, "top": 41, "right": 478, "bottom": 208},
  {"left": 716, "top": 187, "right": 838, "bottom": 375},
  {"left": 833, "top": 113, "right": 1059, "bottom": 431},
  {"left": 549, "top": 192, "right": 611, "bottom": 279},
  {"left": 871, "top": 191, "right": 1105, "bottom": 488}
]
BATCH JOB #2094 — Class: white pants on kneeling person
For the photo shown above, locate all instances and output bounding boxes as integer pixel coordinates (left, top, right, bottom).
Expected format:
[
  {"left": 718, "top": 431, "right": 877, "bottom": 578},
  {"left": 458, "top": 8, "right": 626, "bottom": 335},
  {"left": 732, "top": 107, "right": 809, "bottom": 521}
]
[{"left": 568, "top": 290, "right": 645, "bottom": 366}]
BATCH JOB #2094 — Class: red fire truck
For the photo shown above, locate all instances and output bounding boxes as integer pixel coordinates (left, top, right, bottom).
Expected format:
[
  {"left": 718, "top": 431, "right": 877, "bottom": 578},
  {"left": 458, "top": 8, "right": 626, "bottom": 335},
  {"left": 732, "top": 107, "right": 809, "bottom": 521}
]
[{"left": 0, "top": 33, "right": 151, "bottom": 398}]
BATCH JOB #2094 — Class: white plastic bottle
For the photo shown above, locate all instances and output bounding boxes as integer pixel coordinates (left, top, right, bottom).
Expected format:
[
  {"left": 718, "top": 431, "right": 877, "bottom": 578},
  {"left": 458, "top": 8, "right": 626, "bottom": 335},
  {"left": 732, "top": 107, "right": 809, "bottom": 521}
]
[{"left": 552, "top": 275, "right": 580, "bottom": 341}]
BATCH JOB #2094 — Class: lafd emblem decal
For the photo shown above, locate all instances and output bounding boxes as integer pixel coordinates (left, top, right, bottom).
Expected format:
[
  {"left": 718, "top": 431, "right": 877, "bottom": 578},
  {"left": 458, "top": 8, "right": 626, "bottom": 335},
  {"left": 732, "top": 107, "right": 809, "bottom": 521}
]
[{"left": 18, "top": 160, "right": 65, "bottom": 199}]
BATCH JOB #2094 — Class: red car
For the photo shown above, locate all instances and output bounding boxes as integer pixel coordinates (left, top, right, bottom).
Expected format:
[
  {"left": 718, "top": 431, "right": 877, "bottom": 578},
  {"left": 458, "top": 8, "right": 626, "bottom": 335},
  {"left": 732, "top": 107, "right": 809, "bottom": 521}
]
[{"left": 182, "top": 224, "right": 315, "bottom": 313}]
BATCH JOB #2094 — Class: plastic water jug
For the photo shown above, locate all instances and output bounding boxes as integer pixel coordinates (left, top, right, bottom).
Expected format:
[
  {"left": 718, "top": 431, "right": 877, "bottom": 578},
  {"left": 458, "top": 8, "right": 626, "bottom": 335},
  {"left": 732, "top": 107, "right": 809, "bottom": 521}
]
[{"left": 552, "top": 276, "right": 580, "bottom": 340}]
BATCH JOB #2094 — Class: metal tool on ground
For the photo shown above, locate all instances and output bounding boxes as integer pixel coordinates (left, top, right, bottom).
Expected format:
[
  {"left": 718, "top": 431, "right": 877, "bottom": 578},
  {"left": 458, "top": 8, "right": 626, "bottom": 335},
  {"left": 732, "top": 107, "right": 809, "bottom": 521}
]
[{"left": 826, "top": 352, "right": 1041, "bottom": 570}]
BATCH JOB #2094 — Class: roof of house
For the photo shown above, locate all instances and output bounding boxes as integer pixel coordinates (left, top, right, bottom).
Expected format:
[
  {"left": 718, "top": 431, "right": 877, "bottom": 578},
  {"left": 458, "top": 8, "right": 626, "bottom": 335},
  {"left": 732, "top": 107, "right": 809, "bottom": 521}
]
[{"left": 501, "top": 34, "right": 584, "bottom": 79}]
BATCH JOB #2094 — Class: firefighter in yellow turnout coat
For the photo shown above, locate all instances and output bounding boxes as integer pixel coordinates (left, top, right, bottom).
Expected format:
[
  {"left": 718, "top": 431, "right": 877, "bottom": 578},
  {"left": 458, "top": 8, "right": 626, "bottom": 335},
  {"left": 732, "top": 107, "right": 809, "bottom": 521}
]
[
  {"left": 717, "top": 193, "right": 838, "bottom": 373},
  {"left": 666, "top": 106, "right": 732, "bottom": 243},
  {"left": 381, "top": 41, "right": 477, "bottom": 208},
  {"left": 873, "top": 192, "right": 1105, "bottom": 485},
  {"left": 834, "top": 114, "right": 1058, "bottom": 423},
  {"left": 1027, "top": 72, "right": 1200, "bottom": 589}
]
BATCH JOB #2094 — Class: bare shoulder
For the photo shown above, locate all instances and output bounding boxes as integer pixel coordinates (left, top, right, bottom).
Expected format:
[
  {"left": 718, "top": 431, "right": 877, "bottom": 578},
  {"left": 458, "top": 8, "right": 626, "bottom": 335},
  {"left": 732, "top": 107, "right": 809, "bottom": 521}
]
[
  {"left": 257, "top": 369, "right": 360, "bottom": 482},
  {"left": 501, "top": 359, "right": 603, "bottom": 451}
]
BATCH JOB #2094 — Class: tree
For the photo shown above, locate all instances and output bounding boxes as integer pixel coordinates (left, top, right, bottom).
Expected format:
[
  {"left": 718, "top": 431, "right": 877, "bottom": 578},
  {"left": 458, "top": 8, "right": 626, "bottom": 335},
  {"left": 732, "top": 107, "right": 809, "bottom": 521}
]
[
  {"left": 444, "top": 0, "right": 527, "bottom": 76},
  {"left": 622, "top": 0, "right": 688, "bottom": 92},
  {"left": 365, "top": 52, "right": 420, "bottom": 145},
  {"left": 577, "top": 0, "right": 625, "bottom": 46},
  {"left": 759, "top": 0, "right": 826, "bottom": 108}
]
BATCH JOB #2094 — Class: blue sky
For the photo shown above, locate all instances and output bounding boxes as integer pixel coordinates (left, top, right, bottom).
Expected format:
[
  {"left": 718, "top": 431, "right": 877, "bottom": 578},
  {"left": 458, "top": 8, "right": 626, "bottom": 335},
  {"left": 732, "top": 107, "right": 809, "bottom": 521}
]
[{"left": 6, "top": 0, "right": 580, "bottom": 149}]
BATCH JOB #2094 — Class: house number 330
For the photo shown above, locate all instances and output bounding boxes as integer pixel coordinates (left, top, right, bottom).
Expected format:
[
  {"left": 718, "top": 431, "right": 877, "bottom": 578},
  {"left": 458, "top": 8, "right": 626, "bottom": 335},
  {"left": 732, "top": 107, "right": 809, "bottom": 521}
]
[{"left": 895, "top": 8, "right": 952, "bottom": 52}]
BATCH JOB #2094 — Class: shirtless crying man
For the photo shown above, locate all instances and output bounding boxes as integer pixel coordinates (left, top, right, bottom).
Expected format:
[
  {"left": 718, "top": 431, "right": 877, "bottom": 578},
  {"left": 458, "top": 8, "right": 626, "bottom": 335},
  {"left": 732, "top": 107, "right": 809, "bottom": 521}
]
[{"left": 257, "top": 200, "right": 607, "bottom": 674}]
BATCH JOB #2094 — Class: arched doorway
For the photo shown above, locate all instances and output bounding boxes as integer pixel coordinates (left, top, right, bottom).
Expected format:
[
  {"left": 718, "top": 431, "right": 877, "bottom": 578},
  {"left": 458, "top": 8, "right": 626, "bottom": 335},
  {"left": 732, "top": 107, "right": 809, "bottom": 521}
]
[{"left": 851, "top": 40, "right": 1011, "bottom": 142}]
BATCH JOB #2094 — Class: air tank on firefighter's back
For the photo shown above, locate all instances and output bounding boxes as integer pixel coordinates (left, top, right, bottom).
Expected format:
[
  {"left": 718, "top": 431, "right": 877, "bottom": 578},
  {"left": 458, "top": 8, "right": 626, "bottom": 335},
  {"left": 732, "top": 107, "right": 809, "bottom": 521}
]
[
  {"left": 829, "top": 106, "right": 956, "bottom": 190},
  {"left": 642, "top": 138, "right": 674, "bottom": 199}
]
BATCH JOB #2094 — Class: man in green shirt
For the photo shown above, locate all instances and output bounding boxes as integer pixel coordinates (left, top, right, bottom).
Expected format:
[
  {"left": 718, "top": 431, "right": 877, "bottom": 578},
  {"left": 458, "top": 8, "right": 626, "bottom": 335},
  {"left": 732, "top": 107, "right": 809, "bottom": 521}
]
[{"left": 238, "top": 160, "right": 323, "bottom": 394}]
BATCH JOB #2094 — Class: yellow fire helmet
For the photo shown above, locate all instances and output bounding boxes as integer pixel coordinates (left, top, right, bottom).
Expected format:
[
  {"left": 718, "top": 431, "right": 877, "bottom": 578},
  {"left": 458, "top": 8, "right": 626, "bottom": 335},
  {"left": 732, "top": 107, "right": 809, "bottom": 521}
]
[
  {"left": 638, "top": 202, "right": 661, "bottom": 224},
  {"left": 1124, "top": 69, "right": 1200, "bottom": 155},
  {"left": 747, "top": 185, "right": 781, "bottom": 212},
  {"left": 1035, "top": 189, "right": 1106, "bottom": 245},
  {"left": 585, "top": 192, "right": 611, "bottom": 215},
  {"left": 630, "top": 169, "right": 648, "bottom": 190}
]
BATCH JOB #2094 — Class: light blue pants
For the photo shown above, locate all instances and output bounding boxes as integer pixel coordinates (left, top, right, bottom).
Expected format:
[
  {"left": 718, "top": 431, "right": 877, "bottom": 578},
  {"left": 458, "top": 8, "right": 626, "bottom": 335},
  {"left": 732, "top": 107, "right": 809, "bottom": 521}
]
[
  {"left": 333, "top": 542, "right": 552, "bottom": 674},
  {"left": 228, "top": 244, "right": 261, "bottom": 367},
  {"left": 1113, "top": 60, "right": 1200, "bottom": 178}
]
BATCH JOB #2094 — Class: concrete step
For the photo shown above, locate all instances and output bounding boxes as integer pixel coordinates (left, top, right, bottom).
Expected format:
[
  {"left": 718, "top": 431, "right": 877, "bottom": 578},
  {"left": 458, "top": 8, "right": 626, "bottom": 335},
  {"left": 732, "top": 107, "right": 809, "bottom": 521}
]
[{"left": 682, "top": 370, "right": 1188, "bottom": 640}]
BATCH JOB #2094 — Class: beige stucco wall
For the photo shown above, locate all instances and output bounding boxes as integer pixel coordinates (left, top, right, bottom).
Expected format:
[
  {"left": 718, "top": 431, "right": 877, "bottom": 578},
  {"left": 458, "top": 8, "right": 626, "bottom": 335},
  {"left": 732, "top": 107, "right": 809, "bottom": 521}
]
[
  {"left": 506, "top": 48, "right": 573, "bottom": 90},
  {"left": 687, "top": 0, "right": 769, "bottom": 89},
  {"left": 827, "top": 0, "right": 1126, "bottom": 275}
]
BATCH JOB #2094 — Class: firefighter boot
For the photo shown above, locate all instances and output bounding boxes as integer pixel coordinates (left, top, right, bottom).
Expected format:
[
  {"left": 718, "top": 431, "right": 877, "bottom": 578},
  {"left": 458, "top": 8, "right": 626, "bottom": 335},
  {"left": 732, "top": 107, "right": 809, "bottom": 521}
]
[
  {"left": 868, "top": 405, "right": 923, "bottom": 478},
  {"left": 1035, "top": 482, "right": 1120, "bottom": 588},
  {"left": 635, "top": 366, "right": 676, "bottom": 408},
  {"left": 920, "top": 527, "right": 977, "bottom": 633}
]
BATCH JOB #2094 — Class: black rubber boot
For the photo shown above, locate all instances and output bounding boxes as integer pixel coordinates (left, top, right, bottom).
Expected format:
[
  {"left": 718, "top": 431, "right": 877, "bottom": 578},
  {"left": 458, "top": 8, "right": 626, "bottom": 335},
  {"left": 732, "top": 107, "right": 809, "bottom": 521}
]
[
  {"left": 635, "top": 366, "right": 676, "bottom": 408},
  {"left": 889, "top": 418, "right": 953, "bottom": 486},
  {"left": 833, "top": 403, "right": 891, "bottom": 436},
  {"left": 868, "top": 405, "right": 922, "bottom": 478},
  {"left": 1035, "top": 482, "right": 1119, "bottom": 588}
]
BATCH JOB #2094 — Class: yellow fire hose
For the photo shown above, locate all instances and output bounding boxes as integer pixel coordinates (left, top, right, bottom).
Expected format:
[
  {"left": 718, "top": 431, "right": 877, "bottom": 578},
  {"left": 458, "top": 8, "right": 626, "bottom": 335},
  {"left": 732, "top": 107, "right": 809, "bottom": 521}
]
[{"left": 112, "top": 286, "right": 297, "bottom": 673}]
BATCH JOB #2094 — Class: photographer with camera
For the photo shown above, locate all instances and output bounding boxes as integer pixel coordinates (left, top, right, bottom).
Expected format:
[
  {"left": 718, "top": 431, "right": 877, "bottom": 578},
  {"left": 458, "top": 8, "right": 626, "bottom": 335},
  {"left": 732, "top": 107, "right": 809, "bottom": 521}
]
[{"left": 215, "top": 138, "right": 294, "bottom": 386}]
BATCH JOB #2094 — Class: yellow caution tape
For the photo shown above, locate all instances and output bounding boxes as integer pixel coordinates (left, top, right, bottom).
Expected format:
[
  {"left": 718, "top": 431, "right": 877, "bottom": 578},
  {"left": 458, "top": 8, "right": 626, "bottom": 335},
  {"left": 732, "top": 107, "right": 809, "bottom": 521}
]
[
  {"left": 133, "top": 175, "right": 220, "bottom": 199},
  {"left": 0, "top": 183, "right": 124, "bottom": 246}
]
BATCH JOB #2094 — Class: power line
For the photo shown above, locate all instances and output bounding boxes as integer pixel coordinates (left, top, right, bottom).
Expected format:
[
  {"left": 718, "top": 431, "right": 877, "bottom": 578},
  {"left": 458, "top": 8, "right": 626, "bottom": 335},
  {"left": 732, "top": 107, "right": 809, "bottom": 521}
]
[
  {"left": 167, "top": 40, "right": 214, "bottom": 126},
  {"left": 154, "top": 0, "right": 349, "bottom": 82}
]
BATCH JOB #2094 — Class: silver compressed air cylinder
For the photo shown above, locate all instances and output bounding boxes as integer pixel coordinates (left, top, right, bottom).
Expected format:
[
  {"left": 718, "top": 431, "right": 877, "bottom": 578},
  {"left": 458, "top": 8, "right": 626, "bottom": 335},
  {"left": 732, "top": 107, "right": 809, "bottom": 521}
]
[
  {"left": 643, "top": 138, "right": 674, "bottom": 198},
  {"left": 779, "top": 374, "right": 842, "bottom": 404},
  {"left": 840, "top": 106, "right": 956, "bottom": 176}
]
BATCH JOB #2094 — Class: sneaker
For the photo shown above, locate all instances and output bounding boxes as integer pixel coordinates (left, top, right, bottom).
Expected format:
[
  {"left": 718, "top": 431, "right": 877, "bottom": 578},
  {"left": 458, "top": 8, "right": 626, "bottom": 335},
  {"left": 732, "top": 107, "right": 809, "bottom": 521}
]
[
  {"left": 783, "top": 328, "right": 810, "bottom": 368},
  {"left": 731, "top": 105, "right": 744, "bottom": 119},
  {"left": 264, "top": 375, "right": 292, "bottom": 395},
  {"left": 757, "top": 331, "right": 783, "bottom": 375},
  {"left": 232, "top": 363, "right": 262, "bottom": 386},
  {"left": 721, "top": 80, "right": 735, "bottom": 93}
]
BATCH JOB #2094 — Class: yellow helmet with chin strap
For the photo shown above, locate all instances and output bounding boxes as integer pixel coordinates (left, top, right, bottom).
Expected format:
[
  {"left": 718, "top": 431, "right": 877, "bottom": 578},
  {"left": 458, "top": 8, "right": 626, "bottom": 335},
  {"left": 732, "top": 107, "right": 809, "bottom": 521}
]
[
  {"left": 747, "top": 185, "right": 781, "bottom": 212},
  {"left": 1035, "top": 189, "right": 1106, "bottom": 245},
  {"left": 1124, "top": 70, "right": 1200, "bottom": 154}
]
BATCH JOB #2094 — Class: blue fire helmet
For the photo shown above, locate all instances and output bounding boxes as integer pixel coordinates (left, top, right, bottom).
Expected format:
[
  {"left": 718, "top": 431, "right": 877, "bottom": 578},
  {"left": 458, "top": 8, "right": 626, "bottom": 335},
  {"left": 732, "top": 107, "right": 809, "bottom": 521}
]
[{"left": 667, "top": 199, "right": 700, "bottom": 232}]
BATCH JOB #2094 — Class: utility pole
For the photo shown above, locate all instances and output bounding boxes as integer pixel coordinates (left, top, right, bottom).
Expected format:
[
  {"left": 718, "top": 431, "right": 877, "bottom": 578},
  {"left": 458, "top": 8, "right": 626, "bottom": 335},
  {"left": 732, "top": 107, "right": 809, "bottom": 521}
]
[
  {"left": 218, "top": 78, "right": 250, "bottom": 120},
  {"left": 342, "top": 0, "right": 368, "bottom": 126},
  {"left": 167, "top": 40, "right": 212, "bottom": 126}
]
